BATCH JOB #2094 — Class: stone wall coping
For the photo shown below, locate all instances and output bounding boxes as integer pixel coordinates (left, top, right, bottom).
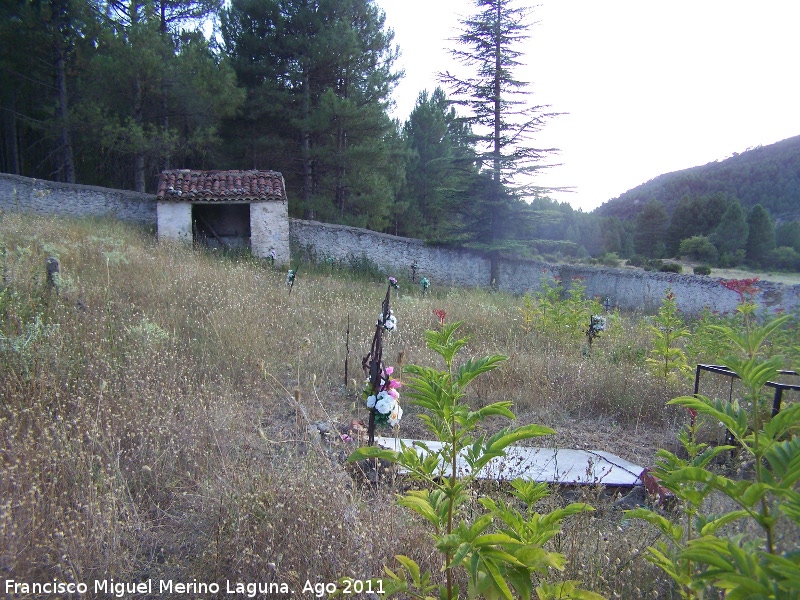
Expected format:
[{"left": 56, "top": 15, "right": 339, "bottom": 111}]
[{"left": 1, "top": 172, "right": 154, "bottom": 202}]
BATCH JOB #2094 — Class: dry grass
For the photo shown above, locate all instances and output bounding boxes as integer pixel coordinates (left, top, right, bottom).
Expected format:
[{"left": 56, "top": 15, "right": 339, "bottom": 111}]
[{"left": 0, "top": 210, "right": 729, "bottom": 597}]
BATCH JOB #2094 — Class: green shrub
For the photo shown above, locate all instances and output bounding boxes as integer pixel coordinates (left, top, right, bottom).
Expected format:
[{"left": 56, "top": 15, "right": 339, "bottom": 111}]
[
  {"left": 626, "top": 254, "right": 646, "bottom": 267},
  {"left": 693, "top": 264, "right": 712, "bottom": 276},
  {"left": 629, "top": 300, "right": 800, "bottom": 599},
  {"left": 770, "top": 245, "right": 800, "bottom": 271},
  {"left": 678, "top": 235, "right": 718, "bottom": 263},
  {"left": 598, "top": 252, "right": 621, "bottom": 267},
  {"left": 349, "top": 321, "right": 600, "bottom": 600},
  {"left": 659, "top": 262, "right": 682, "bottom": 273},
  {"left": 644, "top": 288, "right": 691, "bottom": 383},
  {"left": 644, "top": 258, "right": 663, "bottom": 271}
]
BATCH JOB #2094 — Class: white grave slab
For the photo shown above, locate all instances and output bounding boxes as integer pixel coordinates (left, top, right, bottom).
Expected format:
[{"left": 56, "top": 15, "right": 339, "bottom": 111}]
[{"left": 374, "top": 437, "right": 644, "bottom": 486}]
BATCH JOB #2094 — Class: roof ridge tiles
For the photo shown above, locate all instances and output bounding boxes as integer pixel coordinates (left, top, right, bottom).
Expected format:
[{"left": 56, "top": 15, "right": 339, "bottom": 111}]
[{"left": 156, "top": 169, "right": 286, "bottom": 202}]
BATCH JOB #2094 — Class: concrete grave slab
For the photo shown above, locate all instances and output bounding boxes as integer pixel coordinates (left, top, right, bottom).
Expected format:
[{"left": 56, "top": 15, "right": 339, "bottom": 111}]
[{"left": 374, "top": 437, "right": 644, "bottom": 487}]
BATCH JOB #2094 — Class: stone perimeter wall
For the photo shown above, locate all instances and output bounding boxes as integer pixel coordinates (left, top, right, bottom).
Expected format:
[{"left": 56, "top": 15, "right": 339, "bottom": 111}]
[
  {"left": 0, "top": 172, "right": 155, "bottom": 224},
  {"left": 2, "top": 172, "right": 798, "bottom": 315},
  {"left": 290, "top": 219, "right": 800, "bottom": 315}
]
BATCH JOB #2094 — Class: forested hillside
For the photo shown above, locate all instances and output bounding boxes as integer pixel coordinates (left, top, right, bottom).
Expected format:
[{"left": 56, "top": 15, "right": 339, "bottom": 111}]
[
  {"left": 595, "top": 135, "right": 800, "bottom": 222},
  {"left": 1, "top": 0, "right": 799, "bottom": 271}
]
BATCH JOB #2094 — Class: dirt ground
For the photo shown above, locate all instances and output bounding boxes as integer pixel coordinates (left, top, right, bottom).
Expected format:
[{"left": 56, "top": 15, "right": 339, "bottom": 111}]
[{"left": 541, "top": 418, "right": 679, "bottom": 470}]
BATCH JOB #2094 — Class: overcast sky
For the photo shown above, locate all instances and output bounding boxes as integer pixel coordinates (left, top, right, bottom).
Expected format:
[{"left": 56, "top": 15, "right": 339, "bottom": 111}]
[{"left": 374, "top": 0, "right": 800, "bottom": 213}]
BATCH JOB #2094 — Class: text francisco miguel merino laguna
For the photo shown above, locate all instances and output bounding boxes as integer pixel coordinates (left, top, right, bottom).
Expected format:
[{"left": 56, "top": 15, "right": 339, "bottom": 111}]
[{"left": 4, "top": 578, "right": 298, "bottom": 597}]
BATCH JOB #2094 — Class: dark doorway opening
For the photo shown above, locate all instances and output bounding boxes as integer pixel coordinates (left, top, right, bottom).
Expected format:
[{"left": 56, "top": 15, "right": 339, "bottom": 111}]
[{"left": 192, "top": 204, "right": 251, "bottom": 250}]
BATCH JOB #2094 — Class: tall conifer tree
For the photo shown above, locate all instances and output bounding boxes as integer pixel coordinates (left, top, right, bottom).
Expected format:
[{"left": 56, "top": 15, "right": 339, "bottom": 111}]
[
  {"left": 711, "top": 199, "right": 748, "bottom": 262},
  {"left": 222, "top": 0, "right": 401, "bottom": 227},
  {"left": 440, "top": 0, "right": 557, "bottom": 252},
  {"left": 440, "top": 0, "right": 555, "bottom": 282},
  {"left": 0, "top": 0, "right": 94, "bottom": 181},
  {"left": 77, "top": 0, "right": 239, "bottom": 190},
  {"left": 745, "top": 203, "right": 776, "bottom": 267},
  {"left": 399, "top": 87, "right": 476, "bottom": 239},
  {"left": 634, "top": 200, "right": 669, "bottom": 258}
]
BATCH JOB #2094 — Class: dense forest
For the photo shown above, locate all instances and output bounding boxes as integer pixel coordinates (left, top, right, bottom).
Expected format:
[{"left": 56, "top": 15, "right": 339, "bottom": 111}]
[
  {"left": 592, "top": 136, "right": 800, "bottom": 270},
  {"left": 1, "top": 0, "right": 799, "bottom": 271},
  {"left": 596, "top": 135, "right": 800, "bottom": 223}
]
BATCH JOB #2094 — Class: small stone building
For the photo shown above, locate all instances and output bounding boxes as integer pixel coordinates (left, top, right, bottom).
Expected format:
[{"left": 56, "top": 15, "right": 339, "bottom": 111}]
[{"left": 156, "top": 169, "right": 289, "bottom": 266}]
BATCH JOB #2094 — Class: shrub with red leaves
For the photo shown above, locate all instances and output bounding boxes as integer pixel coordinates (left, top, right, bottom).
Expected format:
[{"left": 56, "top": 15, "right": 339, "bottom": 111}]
[{"left": 720, "top": 278, "right": 760, "bottom": 303}]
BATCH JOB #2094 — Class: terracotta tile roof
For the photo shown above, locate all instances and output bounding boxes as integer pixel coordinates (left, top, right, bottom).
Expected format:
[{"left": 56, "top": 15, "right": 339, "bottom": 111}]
[{"left": 156, "top": 170, "right": 286, "bottom": 202}]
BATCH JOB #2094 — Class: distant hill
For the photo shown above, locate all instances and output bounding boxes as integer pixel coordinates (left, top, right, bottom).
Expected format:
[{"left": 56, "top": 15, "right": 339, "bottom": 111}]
[{"left": 594, "top": 135, "right": 800, "bottom": 222}]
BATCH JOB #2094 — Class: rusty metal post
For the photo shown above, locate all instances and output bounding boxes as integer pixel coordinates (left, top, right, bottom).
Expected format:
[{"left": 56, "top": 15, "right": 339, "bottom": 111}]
[{"left": 363, "top": 285, "right": 391, "bottom": 446}]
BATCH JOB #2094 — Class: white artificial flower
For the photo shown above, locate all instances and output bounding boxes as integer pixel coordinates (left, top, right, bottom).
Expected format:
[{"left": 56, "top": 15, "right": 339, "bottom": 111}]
[
  {"left": 366, "top": 395, "right": 377, "bottom": 409},
  {"left": 375, "top": 390, "right": 396, "bottom": 414},
  {"left": 378, "top": 310, "right": 397, "bottom": 332},
  {"left": 388, "top": 404, "right": 403, "bottom": 427}
]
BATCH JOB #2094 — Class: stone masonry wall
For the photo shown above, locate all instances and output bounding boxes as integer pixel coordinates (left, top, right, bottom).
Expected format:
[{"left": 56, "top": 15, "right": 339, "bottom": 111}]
[
  {"left": 289, "top": 219, "right": 491, "bottom": 287},
  {"left": 2, "top": 172, "right": 799, "bottom": 315},
  {"left": 289, "top": 219, "right": 800, "bottom": 316},
  {"left": 251, "top": 201, "right": 290, "bottom": 267},
  {"left": 0, "top": 173, "right": 155, "bottom": 225},
  {"left": 156, "top": 202, "right": 192, "bottom": 242}
]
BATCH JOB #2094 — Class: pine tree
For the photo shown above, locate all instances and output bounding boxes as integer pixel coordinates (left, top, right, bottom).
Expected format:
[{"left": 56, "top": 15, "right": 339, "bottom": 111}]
[
  {"left": 601, "top": 217, "right": 626, "bottom": 255},
  {"left": 221, "top": 0, "right": 402, "bottom": 226},
  {"left": 75, "top": 1, "right": 238, "bottom": 191},
  {"left": 745, "top": 203, "right": 776, "bottom": 267},
  {"left": 776, "top": 220, "right": 800, "bottom": 253},
  {"left": 399, "top": 87, "right": 477, "bottom": 239},
  {"left": 666, "top": 192, "right": 729, "bottom": 255},
  {"left": 0, "top": 0, "right": 93, "bottom": 181},
  {"left": 440, "top": 0, "right": 557, "bottom": 252},
  {"left": 711, "top": 198, "right": 748, "bottom": 259},
  {"left": 634, "top": 200, "right": 669, "bottom": 258}
]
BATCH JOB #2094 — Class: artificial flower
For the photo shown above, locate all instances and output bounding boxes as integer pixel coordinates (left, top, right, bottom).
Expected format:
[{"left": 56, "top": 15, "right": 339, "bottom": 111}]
[
  {"left": 379, "top": 309, "right": 397, "bottom": 331},
  {"left": 591, "top": 315, "right": 607, "bottom": 331},
  {"left": 388, "top": 405, "right": 403, "bottom": 427},
  {"left": 363, "top": 365, "right": 403, "bottom": 426},
  {"left": 375, "top": 391, "right": 395, "bottom": 414}
]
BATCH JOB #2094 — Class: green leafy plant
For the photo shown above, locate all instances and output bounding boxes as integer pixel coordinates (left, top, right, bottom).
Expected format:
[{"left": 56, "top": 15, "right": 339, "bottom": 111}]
[
  {"left": 645, "top": 289, "right": 692, "bottom": 383},
  {"left": 629, "top": 289, "right": 800, "bottom": 599},
  {"left": 348, "top": 321, "right": 602, "bottom": 599},
  {"left": 530, "top": 278, "right": 603, "bottom": 348},
  {"left": 518, "top": 291, "right": 536, "bottom": 335},
  {"left": 659, "top": 262, "right": 682, "bottom": 273},
  {"left": 685, "top": 307, "right": 735, "bottom": 366}
]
